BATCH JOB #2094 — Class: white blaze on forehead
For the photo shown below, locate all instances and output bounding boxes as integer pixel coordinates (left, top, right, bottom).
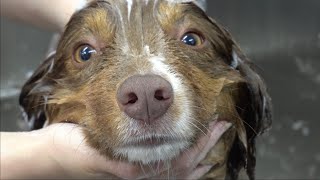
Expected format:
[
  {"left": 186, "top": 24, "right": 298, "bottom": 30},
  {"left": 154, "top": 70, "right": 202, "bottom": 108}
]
[
  {"left": 126, "top": 0, "right": 133, "bottom": 19},
  {"left": 126, "top": 0, "right": 152, "bottom": 19}
]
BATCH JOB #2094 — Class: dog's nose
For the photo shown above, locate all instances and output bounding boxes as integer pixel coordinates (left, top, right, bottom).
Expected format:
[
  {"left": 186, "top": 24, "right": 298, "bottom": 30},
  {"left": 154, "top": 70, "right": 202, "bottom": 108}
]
[{"left": 117, "top": 74, "right": 173, "bottom": 122}]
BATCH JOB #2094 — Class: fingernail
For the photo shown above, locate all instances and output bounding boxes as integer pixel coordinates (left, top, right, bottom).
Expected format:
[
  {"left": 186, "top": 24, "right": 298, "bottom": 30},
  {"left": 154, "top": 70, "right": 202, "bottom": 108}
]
[
  {"left": 217, "top": 121, "right": 232, "bottom": 130},
  {"left": 203, "top": 165, "right": 214, "bottom": 172},
  {"left": 223, "top": 122, "right": 232, "bottom": 130}
]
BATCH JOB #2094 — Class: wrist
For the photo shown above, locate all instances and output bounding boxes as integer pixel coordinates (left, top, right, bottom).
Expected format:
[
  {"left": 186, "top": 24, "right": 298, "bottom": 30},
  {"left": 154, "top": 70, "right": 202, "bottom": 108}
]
[{"left": 0, "top": 130, "right": 54, "bottom": 179}]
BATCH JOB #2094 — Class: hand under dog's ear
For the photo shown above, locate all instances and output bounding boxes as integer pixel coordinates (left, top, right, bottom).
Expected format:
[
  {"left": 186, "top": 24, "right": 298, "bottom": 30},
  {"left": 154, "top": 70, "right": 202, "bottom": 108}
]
[{"left": 19, "top": 53, "right": 56, "bottom": 130}]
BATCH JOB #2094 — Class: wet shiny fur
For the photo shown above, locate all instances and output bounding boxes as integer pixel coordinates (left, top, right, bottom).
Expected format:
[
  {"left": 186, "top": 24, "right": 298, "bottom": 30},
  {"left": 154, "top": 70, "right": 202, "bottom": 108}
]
[{"left": 20, "top": 0, "right": 272, "bottom": 179}]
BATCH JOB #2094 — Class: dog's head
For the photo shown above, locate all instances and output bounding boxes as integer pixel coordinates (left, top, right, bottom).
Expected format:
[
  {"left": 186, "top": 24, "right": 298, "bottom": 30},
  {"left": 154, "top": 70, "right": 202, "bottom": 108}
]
[{"left": 20, "top": 0, "right": 272, "bottom": 179}]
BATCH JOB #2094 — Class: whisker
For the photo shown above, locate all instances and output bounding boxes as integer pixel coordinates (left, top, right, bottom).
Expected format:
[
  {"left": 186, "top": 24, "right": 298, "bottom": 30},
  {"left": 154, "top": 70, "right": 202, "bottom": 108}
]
[
  {"left": 139, "top": 161, "right": 148, "bottom": 178},
  {"left": 188, "top": 117, "right": 210, "bottom": 132},
  {"left": 240, "top": 119, "right": 258, "bottom": 136},
  {"left": 215, "top": 104, "right": 257, "bottom": 136},
  {"left": 187, "top": 121, "right": 207, "bottom": 137}
]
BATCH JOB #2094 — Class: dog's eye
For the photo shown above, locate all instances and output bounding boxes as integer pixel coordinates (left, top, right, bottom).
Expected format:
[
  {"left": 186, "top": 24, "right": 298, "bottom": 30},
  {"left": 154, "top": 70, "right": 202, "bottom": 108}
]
[
  {"left": 74, "top": 45, "right": 97, "bottom": 62},
  {"left": 181, "top": 33, "right": 203, "bottom": 46}
]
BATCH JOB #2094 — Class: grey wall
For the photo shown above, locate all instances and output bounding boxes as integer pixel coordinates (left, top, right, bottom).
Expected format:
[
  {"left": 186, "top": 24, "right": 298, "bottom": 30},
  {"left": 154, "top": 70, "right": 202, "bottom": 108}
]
[
  {"left": 1, "top": 0, "right": 319, "bottom": 179},
  {"left": 1, "top": 18, "right": 52, "bottom": 131}
]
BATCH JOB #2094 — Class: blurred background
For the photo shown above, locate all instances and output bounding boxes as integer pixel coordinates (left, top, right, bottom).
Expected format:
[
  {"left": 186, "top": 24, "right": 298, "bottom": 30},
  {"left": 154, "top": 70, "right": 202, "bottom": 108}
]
[{"left": 1, "top": 0, "right": 319, "bottom": 179}]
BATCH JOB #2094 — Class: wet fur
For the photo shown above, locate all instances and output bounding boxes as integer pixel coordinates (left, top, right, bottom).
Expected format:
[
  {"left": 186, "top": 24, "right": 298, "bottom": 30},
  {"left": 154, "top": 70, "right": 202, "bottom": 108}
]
[{"left": 20, "top": 0, "right": 272, "bottom": 179}]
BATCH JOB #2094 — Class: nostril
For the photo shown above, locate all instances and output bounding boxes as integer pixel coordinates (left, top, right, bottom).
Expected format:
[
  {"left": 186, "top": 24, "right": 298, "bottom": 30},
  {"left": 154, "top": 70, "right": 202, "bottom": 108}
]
[
  {"left": 154, "top": 90, "right": 164, "bottom": 101},
  {"left": 154, "top": 89, "right": 170, "bottom": 101},
  {"left": 127, "top": 93, "right": 138, "bottom": 104}
]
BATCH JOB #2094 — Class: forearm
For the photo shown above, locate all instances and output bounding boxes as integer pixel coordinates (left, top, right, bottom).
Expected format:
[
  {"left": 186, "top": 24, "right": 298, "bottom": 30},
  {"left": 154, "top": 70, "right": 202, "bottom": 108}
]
[
  {"left": 0, "top": 125, "right": 115, "bottom": 179},
  {"left": 0, "top": 131, "right": 60, "bottom": 179},
  {"left": 0, "top": 0, "right": 88, "bottom": 32}
]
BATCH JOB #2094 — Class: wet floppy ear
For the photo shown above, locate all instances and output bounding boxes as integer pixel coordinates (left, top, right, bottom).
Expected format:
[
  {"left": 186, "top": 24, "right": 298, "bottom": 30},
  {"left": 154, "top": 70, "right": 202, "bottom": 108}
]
[
  {"left": 206, "top": 16, "right": 272, "bottom": 134},
  {"left": 19, "top": 53, "right": 56, "bottom": 130},
  {"left": 230, "top": 47, "right": 272, "bottom": 180},
  {"left": 205, "top": 16, "right": 272, "bottom": 179},
  {"left": 231, "top": 47, "right": 272, "bottom": 136}
]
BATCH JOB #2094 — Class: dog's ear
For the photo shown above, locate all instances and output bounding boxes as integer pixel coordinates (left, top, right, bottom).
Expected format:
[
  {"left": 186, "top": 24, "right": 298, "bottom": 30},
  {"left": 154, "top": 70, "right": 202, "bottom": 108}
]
[
  {"left": 231, "top": 47, "right": 273, "bottom": 135},
  {"left": 19, "top": 52, "right": 56, "bottom": 130},
  {"left": 207, "top": 17, "right": 272, "bottom": 134},
  {"left": 230, "top": 46, "right": 272, "bottom": 180},
  {"left": 206, "top": 17, "right": 272, "bottom": 179}
]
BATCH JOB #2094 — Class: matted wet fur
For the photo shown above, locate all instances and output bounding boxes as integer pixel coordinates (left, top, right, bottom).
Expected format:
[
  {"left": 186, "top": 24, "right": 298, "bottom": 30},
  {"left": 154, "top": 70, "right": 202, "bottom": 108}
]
[{"left": 19, "top": 0, "right": 272, "bottom": 179}]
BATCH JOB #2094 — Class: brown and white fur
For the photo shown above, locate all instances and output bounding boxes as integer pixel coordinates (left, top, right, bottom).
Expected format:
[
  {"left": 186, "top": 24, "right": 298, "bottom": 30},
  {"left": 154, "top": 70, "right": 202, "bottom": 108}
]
[{"left": 19, "top": 0, "right": 272, "bottom": 179}]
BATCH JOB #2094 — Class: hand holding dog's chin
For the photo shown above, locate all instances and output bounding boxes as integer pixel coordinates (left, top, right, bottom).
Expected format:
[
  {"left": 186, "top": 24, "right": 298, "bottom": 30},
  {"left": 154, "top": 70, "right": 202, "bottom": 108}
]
[{"left": 1, "top": 121, "right": 231, "bottom": 179}]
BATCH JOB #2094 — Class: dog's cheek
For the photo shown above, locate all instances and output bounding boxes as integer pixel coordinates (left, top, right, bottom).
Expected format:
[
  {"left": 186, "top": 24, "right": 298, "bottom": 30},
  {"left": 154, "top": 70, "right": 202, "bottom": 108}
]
[
  {"left": 79, "top": 71, "right": 129, "bottom": 155},
  {"left": 174, "top": 62, "right": 226, "bottom": 121},
  {"left": 45, "top": 88, "right": 87, "bottom": 124}
]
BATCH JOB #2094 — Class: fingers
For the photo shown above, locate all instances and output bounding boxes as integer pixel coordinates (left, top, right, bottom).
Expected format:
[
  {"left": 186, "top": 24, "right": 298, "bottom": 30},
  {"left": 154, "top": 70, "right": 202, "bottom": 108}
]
[
  {"left": 186, "top": 165, "right": 213, "bottom": 180},
  {"left": 45, "top": 123, "right": 148, "bottom": 179},
  {"left": 174, "top": 121, "right": 232, "bottom": 169},
  {"left": 97, "top": 121, "right": 232, "bottom": 179},
  {"left": 194, "top": 121, "right": 232, "bottom": 165},
  {"left": 42, "top": 121, "right": 232, "bottom": 179}
]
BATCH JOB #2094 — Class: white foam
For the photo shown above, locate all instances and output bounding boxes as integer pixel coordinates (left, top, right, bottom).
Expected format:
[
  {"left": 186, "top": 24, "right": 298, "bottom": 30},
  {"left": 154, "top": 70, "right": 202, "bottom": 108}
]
[{"left": 126, "top": 0, "right": 133, "bottom": 19}]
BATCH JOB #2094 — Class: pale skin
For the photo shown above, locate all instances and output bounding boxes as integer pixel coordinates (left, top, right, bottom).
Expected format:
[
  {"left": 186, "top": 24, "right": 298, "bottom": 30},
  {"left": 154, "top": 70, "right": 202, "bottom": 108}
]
[
  {"left": 1, "top": 0, "right": 90, "bottom": 32},
  {"left": 0, "top": 0, "right": 232, "bottom": 179}
]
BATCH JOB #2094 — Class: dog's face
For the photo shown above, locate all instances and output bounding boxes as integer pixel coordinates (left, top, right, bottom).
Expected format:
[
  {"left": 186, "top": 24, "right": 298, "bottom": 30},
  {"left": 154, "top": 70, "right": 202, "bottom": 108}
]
[{"left": 20, "top": 0, "right": 272, "bottom": 178}]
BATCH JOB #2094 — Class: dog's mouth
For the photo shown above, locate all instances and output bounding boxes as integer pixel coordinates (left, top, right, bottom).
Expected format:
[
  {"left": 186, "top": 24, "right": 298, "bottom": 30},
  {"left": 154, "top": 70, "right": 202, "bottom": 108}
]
[
  {"left": 114, "top": 134, "right": 190, "bottom": 164},
  {"left": 122, "top": 136, "right": 184, "bottom": 148}
]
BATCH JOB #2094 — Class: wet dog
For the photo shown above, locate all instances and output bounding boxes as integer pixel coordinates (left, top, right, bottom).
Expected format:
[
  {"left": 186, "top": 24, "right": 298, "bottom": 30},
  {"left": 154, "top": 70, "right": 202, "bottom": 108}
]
[{"left": 19, "top": 0, "right": 272, "bottom": 179}]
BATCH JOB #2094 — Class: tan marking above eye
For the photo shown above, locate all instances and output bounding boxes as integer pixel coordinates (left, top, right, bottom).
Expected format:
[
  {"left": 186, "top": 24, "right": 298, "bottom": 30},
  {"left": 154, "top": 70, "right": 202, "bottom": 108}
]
[
  {"left": 180, "top": 32, "right": 204, "bottom": 46},
  {"left": 73, "top": 44, "right": 97, "bottom": 63}
]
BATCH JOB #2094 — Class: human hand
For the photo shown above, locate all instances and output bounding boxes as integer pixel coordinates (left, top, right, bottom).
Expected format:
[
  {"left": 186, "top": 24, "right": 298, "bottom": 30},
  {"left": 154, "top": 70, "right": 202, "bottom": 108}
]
[
  {"left": 1, "top": 0, "right": 91, "bottom": 32},
  {"left": 39, "top": 120, "right": 231, "bottom": 179}
]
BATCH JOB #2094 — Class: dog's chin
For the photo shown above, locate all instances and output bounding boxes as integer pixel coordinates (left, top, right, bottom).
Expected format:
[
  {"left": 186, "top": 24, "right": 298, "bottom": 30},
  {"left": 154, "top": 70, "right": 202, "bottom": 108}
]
[{"left": 114, "top": 140, "right": 190, "bottom": 164}]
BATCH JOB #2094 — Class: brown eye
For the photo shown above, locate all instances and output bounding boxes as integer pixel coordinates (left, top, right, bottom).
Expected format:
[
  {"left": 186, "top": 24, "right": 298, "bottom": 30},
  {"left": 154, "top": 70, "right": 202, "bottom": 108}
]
[
  {"left": 74, "top": 45, "right": 97, "bottom": 62},
  {"left": 181, "top": 32, "right": 203, "bottom": 46}
]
